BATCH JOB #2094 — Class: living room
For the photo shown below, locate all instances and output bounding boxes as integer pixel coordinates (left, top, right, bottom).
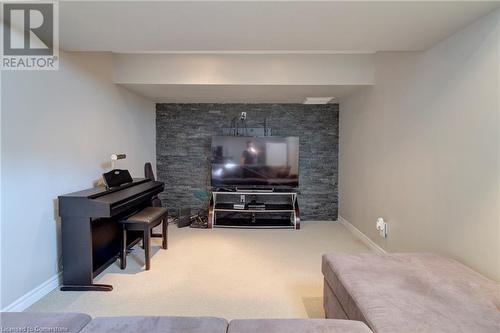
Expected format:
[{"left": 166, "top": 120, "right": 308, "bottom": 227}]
[{"left": 1, "top": 1, "right": 499, "bottom": 332}]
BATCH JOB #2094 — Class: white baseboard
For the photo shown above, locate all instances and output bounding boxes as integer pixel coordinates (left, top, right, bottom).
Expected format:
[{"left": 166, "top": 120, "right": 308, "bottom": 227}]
[
  {"left": 2, "top": 273, "right": 61, "bottom": 312},
  {"left": 338, "top": 215, "right": 386, "bottom": 254}
]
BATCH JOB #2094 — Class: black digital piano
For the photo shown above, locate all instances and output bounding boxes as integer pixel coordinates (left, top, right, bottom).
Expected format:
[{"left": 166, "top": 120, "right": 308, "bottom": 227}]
[{"left": 58, "top": 178, "right": 164, "bottom": 291}]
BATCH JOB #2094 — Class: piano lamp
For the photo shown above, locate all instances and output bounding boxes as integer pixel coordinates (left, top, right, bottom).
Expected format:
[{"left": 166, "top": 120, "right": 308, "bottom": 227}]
[{"left": 110, "top": 153, "right": 126, "bottom": 169}]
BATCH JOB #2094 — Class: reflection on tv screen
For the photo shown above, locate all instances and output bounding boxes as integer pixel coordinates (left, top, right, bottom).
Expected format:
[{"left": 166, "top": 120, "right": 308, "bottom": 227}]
[{"left": 211, "top": 136, "right": 299, "bottom": 189}]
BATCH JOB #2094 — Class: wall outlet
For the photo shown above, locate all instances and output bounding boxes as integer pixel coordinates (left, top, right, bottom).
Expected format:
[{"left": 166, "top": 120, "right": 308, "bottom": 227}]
[
  {"left": 240, "top": 195, "right": 245, "bottom": 203},
  {"left": 376, "top": 218, "right": 388, "bottom": 238}
]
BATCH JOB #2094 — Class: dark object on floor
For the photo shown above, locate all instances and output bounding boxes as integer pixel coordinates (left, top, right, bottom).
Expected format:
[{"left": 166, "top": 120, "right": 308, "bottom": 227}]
[
  {"left": 120, "top": 207, "right": 168, "bottom": 270},
  {"left": 190, "top": 210, "right": 208, "bottom": 228},
  {"left": 176, "top": 207, "right": 193, "bottom": 228}
]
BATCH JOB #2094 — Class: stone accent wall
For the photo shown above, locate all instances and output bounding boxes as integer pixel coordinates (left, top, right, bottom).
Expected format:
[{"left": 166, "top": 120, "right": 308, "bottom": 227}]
[{"left": 156, "top": 103, "right": 338, "bottom": 220}]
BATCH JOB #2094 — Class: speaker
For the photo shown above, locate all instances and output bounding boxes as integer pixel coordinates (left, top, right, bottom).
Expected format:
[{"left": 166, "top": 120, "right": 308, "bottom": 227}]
[{"left": 177, "top": 208, "right": 192, "bottom": 228}]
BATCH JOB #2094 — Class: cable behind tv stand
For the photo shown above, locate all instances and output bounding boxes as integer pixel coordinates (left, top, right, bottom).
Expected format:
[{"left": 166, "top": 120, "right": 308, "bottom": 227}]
[{"left": 208, "top": 190, "right": 300, "bottom": 229}]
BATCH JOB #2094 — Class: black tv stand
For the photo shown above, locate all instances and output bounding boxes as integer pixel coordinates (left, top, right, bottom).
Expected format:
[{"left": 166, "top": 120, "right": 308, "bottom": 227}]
[{"left": 208, "top": 190, "right": 300, "bottom": 229}]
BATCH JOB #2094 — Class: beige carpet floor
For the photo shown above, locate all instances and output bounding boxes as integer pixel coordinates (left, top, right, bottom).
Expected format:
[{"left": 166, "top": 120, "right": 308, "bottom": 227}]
[{"left": 27, "top": 221, "right": 370, "bottom": 319}]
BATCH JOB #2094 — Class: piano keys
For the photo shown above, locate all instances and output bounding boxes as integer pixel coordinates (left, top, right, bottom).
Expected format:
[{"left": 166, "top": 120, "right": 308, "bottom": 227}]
[{"left": 58, "top": 178, "right": 164, "bottom": 291}]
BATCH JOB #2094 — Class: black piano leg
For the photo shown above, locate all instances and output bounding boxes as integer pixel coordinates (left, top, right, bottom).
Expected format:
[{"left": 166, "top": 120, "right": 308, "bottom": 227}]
[
  {"left": 61, "top": 284, "right": 113, "bottom": 292},
  {"left": 121, "top": 226, "right": 127, "bottom": 270},
  {"left": 61, "top": 216, "right": 115, "bottom": 292},
  {"left": 144, "top": 228, "right": 151, "bottom": 270}
]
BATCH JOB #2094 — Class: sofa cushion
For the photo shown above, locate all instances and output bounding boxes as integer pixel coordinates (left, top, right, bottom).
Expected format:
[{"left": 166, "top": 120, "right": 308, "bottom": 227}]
[
  {"left": 322, "top": 252, "right": 500, "bottom": 333},
  {"left": 80, "top": 316, "right": 227, "bottom": 333},
  {"left": 228, "top": 319, "right": 372, "bottom": 333},
  {"left": 0, "top": 312, "right": 91, "bottom": 333}
]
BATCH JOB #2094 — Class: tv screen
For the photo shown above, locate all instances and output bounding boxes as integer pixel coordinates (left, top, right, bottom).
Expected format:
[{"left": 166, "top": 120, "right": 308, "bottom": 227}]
[{"left": 211, "top": 136, "right": 299, "bottom": 189}]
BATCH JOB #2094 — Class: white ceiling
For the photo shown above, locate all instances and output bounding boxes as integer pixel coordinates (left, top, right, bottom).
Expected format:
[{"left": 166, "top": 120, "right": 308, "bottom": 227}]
[
  {"left": 121, "top": 84, "right": 365, "bottom": 103},
  {"left": 60, "top": 1, "right": 499, "bottom": 103},
  {"left": 60, "top": 1, "right": 500, "bottom": 53}
]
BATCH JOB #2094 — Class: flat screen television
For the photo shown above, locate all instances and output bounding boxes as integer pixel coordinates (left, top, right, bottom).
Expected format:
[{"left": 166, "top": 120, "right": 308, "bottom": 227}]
[{"left": 211, "top": 136, "right": 299, "bottom": 189}]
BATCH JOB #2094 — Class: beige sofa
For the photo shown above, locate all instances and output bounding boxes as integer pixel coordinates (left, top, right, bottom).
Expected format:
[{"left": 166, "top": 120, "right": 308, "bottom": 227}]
[
  {"left": 322, "top": 252, "right": 500, "bottom": 333},
  {"left": 0, "top": 313, "right": 372, "bottom": 333}
]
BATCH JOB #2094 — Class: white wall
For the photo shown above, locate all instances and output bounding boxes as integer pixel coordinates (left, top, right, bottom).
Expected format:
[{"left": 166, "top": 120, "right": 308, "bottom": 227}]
[
  {"left": 339, "top": 10, "right": 500, "bottom": 281},
  {"left": 0, "top": 52, "right": 156, "bottom": 310},
  {"left": 113, "top": 54, "right": 374, "bottom": 85}
]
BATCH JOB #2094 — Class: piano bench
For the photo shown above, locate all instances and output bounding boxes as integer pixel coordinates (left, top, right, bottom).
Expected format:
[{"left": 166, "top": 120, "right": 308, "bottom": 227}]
[{"left": 119, "top": 207, "right": 168, "bottom": 271}]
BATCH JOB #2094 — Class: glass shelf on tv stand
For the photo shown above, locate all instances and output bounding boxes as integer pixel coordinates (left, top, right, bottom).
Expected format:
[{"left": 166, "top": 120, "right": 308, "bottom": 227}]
[
  {"left": 209, "top": 191, "right": 300, "bottom": 229},
  {"left": 214, "top": 208, "right": 295, "bottom": 213}
]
